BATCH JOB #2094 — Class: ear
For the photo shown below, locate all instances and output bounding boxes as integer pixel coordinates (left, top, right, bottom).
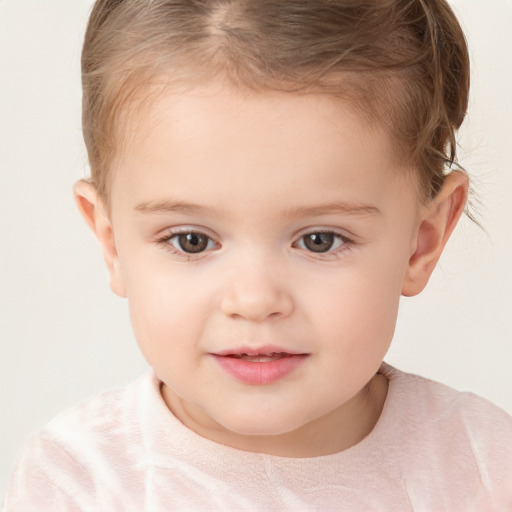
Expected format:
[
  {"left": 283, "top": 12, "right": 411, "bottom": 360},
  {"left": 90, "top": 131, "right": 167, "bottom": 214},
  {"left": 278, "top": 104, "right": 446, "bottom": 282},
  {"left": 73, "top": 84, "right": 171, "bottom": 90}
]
[
  {"left": 402, "top": 171, "right": 468, "bottom": 297},
  {"left": 73, "top": 180, "right": 127, "bottom": 298}
]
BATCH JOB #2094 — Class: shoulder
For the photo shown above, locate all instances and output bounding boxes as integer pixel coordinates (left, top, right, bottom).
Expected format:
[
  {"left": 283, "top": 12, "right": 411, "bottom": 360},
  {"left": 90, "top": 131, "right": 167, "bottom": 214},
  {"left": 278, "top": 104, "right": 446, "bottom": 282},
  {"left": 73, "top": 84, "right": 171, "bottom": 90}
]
[
  {"left": 3, "top": 372, "right": 157, "bottom": 511},
  {"left": 382, "top": 362, "right": 512, "bottom": 433},
  {"left": 379, "top": 363, "right": 512, "bottom": 505},
  {"left": 37, "top": 371, "right": 154, "bottom": 449}
]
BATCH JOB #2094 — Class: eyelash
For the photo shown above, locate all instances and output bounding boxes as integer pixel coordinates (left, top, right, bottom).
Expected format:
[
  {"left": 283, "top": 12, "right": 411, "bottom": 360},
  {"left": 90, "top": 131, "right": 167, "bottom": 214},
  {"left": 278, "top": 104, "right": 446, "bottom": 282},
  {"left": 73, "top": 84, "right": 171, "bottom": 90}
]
[
  {"left": 155, "top": 229, "right": 219, "bottom": 260},
  {"left": 155, "top": 229, "right": 354, "bottom": 260},
  {"left": 293, "top": 230, "right": 353, "bottom": 260}
]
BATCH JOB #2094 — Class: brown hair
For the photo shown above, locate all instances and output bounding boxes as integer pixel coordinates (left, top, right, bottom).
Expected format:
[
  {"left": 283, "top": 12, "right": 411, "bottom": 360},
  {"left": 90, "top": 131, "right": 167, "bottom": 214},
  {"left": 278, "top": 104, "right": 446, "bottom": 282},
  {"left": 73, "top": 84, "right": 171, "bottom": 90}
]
[{"left": 81, "top": 0, "right": 470, "bottom": 203}]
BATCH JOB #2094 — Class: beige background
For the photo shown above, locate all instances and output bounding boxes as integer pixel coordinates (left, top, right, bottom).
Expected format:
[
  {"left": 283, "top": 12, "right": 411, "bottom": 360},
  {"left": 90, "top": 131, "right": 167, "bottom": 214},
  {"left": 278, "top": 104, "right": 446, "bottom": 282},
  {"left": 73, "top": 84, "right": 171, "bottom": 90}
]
[{"left": 1, "top": 0, "right": 511, "bottom": 499}]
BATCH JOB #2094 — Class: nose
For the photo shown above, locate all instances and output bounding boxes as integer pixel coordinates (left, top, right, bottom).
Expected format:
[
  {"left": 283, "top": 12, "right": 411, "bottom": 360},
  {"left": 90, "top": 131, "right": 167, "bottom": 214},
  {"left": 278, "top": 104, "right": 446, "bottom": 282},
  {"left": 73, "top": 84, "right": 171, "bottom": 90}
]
[{"left": 220, "top": 260, "right": 294, "bottom": 322}]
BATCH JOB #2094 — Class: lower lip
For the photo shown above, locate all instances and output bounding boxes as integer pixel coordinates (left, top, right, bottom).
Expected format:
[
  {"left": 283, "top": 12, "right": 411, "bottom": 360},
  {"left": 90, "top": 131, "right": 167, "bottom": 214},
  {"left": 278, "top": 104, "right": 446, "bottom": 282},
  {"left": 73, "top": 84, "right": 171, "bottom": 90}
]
[{"left": 210, "top": 354, "right": 308, "bottom": 385}]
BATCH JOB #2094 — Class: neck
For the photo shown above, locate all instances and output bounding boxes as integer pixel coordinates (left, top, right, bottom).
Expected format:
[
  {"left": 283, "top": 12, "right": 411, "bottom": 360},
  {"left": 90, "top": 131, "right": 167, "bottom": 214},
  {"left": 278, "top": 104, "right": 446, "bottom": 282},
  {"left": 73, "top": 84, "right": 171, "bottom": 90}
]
[{"left": 163, "top": 372, "right": 388, "bottom": 458}]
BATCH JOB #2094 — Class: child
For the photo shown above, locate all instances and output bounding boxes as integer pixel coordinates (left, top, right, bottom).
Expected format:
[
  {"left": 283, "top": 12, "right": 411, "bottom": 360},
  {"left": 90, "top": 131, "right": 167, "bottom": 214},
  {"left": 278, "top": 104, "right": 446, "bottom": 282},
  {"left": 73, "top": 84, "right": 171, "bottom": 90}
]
[{"left": 4, "top": 0, "right": 512, "bottom": 510}]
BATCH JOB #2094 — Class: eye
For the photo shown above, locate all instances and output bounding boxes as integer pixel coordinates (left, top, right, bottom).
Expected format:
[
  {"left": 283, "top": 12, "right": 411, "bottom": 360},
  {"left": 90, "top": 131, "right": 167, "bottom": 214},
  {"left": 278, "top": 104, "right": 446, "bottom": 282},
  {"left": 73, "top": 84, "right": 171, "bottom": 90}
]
[
  {"left": 297, "top": 231, "right": 346, "bottom": 253},
  {"left": 168, "top": 232, "right": 216, "bottom": 254}
]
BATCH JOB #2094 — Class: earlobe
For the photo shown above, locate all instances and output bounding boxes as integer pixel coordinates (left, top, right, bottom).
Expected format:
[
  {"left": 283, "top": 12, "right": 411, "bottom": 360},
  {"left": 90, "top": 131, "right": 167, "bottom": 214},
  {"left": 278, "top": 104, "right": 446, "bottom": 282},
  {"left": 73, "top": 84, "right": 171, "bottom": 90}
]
[
  {"left": 402, "top": 171, "right": 469, "bottom": 297},
  {"left": 73, "top": 180, "right": 127, "bottom": 298}
]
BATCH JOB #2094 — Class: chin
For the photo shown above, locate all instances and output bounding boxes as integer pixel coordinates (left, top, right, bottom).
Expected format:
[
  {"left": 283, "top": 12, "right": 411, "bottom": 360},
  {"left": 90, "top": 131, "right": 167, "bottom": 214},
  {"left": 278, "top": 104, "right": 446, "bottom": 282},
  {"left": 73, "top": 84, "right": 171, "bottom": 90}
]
[{"left": 218, "top": 410, "right": 308, "bottom": 438}]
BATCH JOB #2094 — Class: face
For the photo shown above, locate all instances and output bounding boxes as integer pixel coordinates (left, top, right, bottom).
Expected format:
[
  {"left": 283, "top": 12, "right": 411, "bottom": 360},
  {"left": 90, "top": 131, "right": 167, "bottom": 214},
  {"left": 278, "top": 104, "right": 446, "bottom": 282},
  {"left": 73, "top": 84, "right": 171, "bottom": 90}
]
[{"left": 105, "top": 83, "right": 423, "bottom": 455}]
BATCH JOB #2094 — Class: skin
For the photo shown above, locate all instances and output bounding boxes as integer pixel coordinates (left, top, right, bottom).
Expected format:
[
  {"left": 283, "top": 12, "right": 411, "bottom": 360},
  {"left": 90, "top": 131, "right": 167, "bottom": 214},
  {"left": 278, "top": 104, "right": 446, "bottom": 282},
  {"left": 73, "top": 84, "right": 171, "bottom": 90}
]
[{"left": 75, "top": 82, "right": 467, "bottom": 457}]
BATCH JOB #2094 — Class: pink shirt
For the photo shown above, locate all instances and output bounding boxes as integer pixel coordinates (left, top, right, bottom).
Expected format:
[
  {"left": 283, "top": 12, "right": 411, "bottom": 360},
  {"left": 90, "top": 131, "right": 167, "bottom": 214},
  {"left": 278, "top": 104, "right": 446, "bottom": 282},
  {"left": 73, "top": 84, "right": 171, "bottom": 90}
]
[{"left": 4, "top": 363, "right": 512, "bottom": 511}]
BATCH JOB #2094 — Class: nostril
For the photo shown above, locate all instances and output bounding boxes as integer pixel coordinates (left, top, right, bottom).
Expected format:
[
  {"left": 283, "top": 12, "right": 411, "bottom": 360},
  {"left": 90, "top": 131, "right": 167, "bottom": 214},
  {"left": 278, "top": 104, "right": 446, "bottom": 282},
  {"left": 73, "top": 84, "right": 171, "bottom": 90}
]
[{"left": 219, "top": 280, "right": 294, "bottom": 322}]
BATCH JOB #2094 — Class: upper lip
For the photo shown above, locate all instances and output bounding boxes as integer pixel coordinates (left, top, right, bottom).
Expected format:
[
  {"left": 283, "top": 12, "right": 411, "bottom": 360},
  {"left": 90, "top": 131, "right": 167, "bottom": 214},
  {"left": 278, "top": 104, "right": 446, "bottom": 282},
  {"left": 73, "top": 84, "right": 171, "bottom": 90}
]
[{"left": 212, "top": 345, "right": 307, "bottom": 356}]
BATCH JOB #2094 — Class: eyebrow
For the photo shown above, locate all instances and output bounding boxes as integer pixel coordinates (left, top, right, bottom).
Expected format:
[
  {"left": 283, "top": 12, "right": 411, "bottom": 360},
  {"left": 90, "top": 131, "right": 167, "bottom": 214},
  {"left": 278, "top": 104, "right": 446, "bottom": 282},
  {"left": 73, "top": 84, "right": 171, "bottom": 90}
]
[
  {"left": 282, "top": 202, "right": 381, "bottom": 219},
  {"left": 135, "top": 200, "right": 220, "bottom": 216},
  {"left": 134, "top": 199, "right": 380, "bottom": 218}
]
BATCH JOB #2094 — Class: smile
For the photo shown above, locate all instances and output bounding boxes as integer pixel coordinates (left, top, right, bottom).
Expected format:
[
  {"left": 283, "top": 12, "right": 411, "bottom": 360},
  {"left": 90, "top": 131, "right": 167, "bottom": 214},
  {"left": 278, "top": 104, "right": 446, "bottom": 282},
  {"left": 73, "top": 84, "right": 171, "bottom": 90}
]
[{"left": 210, "top": 346, "right": 309, "bottom": 385}]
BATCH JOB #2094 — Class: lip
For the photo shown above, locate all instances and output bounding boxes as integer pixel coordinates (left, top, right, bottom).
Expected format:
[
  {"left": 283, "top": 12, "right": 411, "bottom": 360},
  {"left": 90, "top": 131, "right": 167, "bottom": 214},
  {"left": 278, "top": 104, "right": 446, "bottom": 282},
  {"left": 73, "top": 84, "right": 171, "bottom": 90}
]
[
  {"left": 213, "top": 345, "right": 305, "bottom": 357},
  {"left": 210, "top": 346, "right": 309, "bottom": 385}
]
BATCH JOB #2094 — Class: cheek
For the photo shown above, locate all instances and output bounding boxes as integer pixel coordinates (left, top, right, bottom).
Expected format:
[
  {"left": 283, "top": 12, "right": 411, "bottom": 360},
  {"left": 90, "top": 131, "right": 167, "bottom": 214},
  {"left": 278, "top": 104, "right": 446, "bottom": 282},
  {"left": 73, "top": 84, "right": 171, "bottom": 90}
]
[
  {"left": 304, "top": 251, "right": 407, "bottom": 349},
  {"left": 120, "top": 254, "right": 215, "bottom": 360}
]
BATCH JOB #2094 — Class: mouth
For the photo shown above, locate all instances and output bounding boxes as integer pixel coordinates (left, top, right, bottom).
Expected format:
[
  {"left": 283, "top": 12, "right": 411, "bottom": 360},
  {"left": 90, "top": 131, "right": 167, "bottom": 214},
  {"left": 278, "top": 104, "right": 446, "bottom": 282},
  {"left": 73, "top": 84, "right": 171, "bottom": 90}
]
[
  {"left": 223, "top": 352, "right": 296, "bottom": 363},
  {"left": 213, "top": 345, "right": 306, "bottom": 356},
  {"left": 210, "top": 346, "right": 309, "bottom": 385}
]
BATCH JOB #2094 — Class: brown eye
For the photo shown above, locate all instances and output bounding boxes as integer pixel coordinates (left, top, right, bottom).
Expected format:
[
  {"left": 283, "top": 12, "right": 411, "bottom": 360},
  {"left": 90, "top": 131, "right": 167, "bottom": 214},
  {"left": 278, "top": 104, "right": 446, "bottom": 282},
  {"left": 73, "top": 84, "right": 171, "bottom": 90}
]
[
  {"left": 171, "top": 232, "right": 212, "bottom": 253},
  {"left": 303, "top": 233, "right": 335, "bottom": 252},
  {"left": 297, "top": 231, "right": 347, "bottom": 253}
]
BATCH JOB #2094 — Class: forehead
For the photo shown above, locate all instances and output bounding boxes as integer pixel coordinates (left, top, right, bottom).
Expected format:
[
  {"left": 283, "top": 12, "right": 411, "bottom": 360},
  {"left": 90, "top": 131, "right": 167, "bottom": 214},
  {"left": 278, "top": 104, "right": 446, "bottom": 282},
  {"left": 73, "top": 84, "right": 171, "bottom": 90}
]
[{"left": 109, "top": 82, "right": 418, "bottom": 215}]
